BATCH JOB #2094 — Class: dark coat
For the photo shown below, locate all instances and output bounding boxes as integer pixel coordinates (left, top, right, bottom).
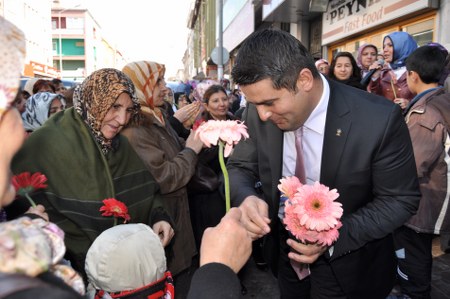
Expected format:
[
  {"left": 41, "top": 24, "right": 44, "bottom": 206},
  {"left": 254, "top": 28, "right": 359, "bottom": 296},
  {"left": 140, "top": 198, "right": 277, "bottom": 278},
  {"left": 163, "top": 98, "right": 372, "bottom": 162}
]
[{"left": 227, "top": 79, "right": 421, "bottom": 298}]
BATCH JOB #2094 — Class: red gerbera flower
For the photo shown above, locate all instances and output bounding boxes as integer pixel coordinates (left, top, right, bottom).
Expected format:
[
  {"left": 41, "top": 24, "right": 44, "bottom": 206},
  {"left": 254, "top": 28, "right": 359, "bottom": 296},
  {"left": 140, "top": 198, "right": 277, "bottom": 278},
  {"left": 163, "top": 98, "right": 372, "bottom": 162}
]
[
  {"left": 99, "top": 198, "right": 131, "bottom": 225},
  {"left": 12, "top": 172, "right": 48, "bottom": 208}
]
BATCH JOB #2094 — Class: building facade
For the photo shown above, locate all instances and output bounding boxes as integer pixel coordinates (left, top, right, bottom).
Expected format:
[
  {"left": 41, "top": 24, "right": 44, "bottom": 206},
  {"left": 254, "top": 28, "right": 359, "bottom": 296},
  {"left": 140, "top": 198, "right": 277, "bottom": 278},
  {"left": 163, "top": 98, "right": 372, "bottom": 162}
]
[
  {"left": 51, "top": 2, "right": 127, "bottom": 82},
  {"left": 186, "top": 0, "right": 450, "bottom": 83},
  {"left": 1, "top": 0, "right": 60, "bottom": 78}
]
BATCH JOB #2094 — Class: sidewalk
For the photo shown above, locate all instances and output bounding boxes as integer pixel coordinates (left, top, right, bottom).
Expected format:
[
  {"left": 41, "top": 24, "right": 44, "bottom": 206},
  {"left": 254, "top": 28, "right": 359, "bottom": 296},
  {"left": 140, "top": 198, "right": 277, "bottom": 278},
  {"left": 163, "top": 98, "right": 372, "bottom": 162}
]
[
  {"left": 431, "top": 238, "right": 450, "bottom": 299},
  {"left": 240, "top": 238, "right": 450, "bottom": 298}
]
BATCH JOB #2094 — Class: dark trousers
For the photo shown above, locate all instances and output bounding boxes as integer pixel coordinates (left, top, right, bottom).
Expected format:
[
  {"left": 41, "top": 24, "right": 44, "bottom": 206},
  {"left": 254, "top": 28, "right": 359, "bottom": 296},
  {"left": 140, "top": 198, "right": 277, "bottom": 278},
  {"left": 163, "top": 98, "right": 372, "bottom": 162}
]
[
  {"left": 393, "top": 225, "right": 433, "bottom": 299},
  {"left": 277, "top": 223, "right": 346, "bottom": 299}
]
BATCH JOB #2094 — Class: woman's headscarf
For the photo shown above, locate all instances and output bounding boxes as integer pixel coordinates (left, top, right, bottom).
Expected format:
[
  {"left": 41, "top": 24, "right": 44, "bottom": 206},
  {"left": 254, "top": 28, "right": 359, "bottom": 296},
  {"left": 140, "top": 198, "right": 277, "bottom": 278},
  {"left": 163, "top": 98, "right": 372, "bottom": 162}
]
[
  {"left": 193, "top": 79, "right": 219, "bottom": 102},
  {"left": 73, "top": 68, "right": 139, "bottom": 154},
  {"left": 122, "top": 61, "right": 166, "bottom": 124},
  {"left": 357, "top": 43, "right": 378, "bottom": 72},
  {"left": 0, "top": 17, "right": 26, "bottom": 121},
  {"left": 384, "top": 32, "right": 418, "bottom": 70},
  {"left": 22, "top": 92, "right": 66, "bottom": 132}
]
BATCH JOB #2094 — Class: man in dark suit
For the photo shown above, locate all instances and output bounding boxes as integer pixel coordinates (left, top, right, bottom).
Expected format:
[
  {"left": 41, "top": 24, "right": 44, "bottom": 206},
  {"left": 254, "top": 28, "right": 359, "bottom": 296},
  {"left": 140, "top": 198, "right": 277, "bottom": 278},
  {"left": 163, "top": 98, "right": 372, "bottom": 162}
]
[{"left": 227, "top": 29, "right": 421, "bottom": 298}]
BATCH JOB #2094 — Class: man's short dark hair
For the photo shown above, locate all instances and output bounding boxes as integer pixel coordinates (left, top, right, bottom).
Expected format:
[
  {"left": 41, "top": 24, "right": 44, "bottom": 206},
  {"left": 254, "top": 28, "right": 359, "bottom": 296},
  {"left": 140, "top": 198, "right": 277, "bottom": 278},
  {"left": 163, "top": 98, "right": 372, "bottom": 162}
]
[
  {"left": 231, "top": 29, "right": 319, "bottom": 92},
  {"left": 406, "top": 46, "right": 446, "bottom": 84}
]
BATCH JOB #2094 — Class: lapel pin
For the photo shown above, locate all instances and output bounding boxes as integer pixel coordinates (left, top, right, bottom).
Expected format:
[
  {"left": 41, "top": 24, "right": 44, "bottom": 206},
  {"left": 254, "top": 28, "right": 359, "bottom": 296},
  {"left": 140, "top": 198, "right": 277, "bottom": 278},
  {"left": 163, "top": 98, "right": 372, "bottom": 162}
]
[{"left": 336, "top": 129, "right": 342, "bottom": 136}]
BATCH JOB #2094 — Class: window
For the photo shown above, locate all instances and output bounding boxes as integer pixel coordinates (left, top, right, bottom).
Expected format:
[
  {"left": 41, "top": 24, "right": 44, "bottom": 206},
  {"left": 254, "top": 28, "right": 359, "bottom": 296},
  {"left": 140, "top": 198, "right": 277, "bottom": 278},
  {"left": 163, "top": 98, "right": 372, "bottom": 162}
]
[
  {"left": 52, "top": 41, "right": 58, "bottom": 55},
  {"left": 404, "top": 19, "right": 434, "bottom": 46},
  {"left": 66, "top": 17, "right": 84, "bottom": 30}
]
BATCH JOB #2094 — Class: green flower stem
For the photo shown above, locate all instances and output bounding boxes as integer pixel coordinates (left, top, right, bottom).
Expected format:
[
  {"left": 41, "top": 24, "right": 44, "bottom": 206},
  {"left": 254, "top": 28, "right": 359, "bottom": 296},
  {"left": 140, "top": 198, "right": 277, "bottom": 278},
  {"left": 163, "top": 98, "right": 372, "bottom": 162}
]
[
  {"left": 113, "top": 217, "right": 118, "bottom": 226},
  {"left": 24, "top": 193, "right": 37, "bottom": 208},
  {"left": 218, "top": 141, "right": 230, "bottom": 212}
]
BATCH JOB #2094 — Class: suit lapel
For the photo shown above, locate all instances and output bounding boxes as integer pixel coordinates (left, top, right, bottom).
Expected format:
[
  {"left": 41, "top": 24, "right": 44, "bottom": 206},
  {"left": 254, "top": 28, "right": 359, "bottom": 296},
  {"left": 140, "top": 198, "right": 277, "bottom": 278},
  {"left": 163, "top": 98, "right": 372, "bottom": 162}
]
[{"left": 321, "top": 81, "right": 352, "bottom": 187}]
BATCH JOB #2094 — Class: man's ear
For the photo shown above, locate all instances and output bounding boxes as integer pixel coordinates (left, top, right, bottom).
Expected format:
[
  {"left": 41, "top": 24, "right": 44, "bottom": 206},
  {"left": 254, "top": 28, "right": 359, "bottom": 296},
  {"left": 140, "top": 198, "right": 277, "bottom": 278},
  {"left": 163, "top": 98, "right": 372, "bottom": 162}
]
[{"left": 296, "top": 69, "right": 314, "bottom": 92}]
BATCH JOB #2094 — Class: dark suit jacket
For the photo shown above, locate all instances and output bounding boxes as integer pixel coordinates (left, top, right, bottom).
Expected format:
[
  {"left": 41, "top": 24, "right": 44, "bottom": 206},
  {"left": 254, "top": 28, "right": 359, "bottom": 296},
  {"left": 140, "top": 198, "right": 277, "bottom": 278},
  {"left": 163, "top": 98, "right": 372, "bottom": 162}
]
[{"left": 227, "top": 79, "right": 421, "bottom": 298}]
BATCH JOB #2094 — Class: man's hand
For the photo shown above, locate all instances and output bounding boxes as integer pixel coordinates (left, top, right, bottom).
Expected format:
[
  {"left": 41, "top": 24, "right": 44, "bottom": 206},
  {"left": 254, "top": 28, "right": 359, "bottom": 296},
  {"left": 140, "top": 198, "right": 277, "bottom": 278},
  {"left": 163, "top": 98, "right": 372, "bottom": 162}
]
[
  {"left": 238, "top": 195, "right": 271, "bottom": 240},
  {"left": 287, "top": 238, "right": 327, "bottom": 264},
  {"left": 200, "top": 208, "right": 252, "bottom": 273},
  {"left": 152, "top": 221, "right": 174, "bottom": 247}
]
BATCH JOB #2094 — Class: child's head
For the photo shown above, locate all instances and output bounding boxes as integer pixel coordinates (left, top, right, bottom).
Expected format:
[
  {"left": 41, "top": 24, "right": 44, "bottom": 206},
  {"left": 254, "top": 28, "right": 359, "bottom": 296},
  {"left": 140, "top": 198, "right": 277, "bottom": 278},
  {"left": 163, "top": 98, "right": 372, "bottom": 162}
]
[
  {"left": 406, "top": 45, "right": 446, "bottom": 85},
  {"left": 86, "top": 223, "right": 173, "bottom": 298}
]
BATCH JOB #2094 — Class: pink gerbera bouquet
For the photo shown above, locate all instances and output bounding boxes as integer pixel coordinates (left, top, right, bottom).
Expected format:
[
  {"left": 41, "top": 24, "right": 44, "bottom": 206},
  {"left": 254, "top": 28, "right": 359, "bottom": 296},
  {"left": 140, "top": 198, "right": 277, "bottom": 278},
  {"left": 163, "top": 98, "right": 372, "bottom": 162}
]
[{"left": 278, "top": 178, "right": 343, "bottom": 246}]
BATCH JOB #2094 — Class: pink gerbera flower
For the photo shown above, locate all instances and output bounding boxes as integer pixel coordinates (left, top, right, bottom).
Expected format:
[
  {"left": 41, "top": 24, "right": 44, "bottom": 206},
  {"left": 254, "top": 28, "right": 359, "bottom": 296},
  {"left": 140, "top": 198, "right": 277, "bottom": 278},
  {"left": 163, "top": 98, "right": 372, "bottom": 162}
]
[
  {"left": 193, "top": 119, "right": 249, "bottom": 213},
  {"left": 290, "top": 181, "right": 342, "bottom": 231},
  {"left": 195, "top": 120, "right": 249, "bottom": 157},
  {"left": 315, "top": 221, "right": 343, "bottom": 246},
  {"left": 278, "top": 176, "right": 303, "bottom": 200},
  {"left": 284, "top": 204, "right": 342, "bottom": 246}
]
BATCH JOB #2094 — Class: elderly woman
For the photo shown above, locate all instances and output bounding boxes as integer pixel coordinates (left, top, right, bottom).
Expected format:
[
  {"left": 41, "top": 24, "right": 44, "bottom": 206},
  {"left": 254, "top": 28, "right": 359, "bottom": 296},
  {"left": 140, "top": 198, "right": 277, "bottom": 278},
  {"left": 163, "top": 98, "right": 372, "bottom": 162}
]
[
  {"left": 8, "top": 68, "right": 173, "bottom": 278},
  {"left": 357, "top": 43, "right": 378, "bottom": 78},
  {"left": 22, "top": 91, "right": 66, "bottom": 133},
  {"left": 121, "top": 61, "right": 203, "bottom": 288}
]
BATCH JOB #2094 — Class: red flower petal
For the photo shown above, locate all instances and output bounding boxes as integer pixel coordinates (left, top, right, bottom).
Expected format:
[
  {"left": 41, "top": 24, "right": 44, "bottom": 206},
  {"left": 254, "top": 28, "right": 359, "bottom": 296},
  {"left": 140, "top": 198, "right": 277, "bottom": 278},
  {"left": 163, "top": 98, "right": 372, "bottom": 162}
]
[
  {"left": 99, "top": 198, "right": 130, "bottom": 222},
  {"left": 12, "top": 172, "right": 48, "bottom": 195}
]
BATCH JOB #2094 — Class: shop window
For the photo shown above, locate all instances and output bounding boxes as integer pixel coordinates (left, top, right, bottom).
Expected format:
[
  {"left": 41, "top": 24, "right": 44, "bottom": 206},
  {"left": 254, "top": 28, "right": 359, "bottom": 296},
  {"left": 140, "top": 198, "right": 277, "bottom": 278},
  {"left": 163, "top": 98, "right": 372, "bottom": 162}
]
[{"left": 404, "top": 19, "right": 434, "bottom": 46}]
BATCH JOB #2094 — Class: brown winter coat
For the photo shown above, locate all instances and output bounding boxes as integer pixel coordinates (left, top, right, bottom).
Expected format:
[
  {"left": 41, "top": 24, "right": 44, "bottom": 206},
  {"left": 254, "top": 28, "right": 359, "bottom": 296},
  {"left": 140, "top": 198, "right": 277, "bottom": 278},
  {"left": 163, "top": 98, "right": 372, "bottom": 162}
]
[
  {"left": 122, "top": 112, "right": 197, "bottom": 276},
  {"left": 404, "top": 88, "right": 450, "bottom": 234}
]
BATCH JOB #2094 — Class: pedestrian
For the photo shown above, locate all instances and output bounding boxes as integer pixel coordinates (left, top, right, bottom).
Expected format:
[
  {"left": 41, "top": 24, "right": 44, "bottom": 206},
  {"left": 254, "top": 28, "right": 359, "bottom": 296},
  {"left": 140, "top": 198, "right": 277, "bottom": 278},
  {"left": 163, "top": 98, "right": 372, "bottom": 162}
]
[
  {"left": 315, "top": 58, "right": 329, "bottom": 76},
  {"left": 368, "top": 31, "right": 417, "bottom": 109},
  {"left": 121, "top": 61, "right": 203, "bottom": 298},
  {"left": 328, "top": 51, "right": 365, "bottom": 90},
  {"left": 394, "top": 45, "right": 450, "bottom": 299},
  {"left": 8, "top": 68, "right": 174, "bottom": 279},
  {"left": 228, "top": 28, "right": 420, "bottom": 299}
]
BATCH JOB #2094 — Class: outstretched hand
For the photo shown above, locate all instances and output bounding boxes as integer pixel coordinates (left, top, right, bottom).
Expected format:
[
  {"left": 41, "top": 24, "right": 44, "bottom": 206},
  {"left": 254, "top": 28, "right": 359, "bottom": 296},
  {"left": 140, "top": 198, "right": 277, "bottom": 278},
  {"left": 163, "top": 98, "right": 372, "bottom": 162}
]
[{"left": 200, "top": 208, "right": 253, "bottom": 273}]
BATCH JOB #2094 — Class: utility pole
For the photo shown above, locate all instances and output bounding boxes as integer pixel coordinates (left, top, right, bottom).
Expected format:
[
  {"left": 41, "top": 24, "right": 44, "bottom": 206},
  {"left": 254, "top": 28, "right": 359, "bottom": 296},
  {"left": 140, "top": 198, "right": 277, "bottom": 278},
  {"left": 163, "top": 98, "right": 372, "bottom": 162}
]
[{"left": 217, "top": 0, "right": 223, "bottom": 80}]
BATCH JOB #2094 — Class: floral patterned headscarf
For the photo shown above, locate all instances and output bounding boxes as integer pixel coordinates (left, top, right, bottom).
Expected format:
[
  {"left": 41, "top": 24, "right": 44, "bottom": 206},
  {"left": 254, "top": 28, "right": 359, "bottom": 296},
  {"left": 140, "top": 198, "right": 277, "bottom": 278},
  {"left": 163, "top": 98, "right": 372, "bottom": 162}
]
[
  {"left": 0, "top": 217, "right": 85, "bottom": 295},
  {"left": 74, "top": 68, "right": 139, "bottom": 154},
  {"left": 122, "top": 61, "right": 166, "bottom": 124},
  {"left": 0, "top": 17, "right": 26, "bottom": 121}
]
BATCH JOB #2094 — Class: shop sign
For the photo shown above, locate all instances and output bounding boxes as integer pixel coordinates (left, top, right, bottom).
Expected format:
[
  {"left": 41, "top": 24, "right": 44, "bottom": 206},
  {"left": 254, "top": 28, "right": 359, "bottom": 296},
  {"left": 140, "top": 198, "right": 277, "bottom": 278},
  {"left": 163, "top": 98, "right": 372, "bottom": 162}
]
[
  {"left": 30, "top": 61, "right": 61, "bottom": 78},
  {"left": 322, "top": 0, "right": 435, "bottom": 45}
]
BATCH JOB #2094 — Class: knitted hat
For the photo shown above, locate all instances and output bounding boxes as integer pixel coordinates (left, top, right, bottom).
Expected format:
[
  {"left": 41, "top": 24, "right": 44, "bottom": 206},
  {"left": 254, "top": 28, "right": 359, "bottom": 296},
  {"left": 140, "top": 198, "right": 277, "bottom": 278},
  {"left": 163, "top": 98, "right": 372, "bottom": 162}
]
[{"left": 85, "top": 223, "right": 166, "bottom": 293}]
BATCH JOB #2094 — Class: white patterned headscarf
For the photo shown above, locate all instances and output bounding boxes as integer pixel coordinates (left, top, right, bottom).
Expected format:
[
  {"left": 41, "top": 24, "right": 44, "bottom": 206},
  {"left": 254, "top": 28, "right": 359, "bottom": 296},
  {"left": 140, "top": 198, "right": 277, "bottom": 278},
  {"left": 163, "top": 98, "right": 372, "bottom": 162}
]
[
  {"left": 22, "top": 92, "right": 66, "bottom": 132},
  {"left": 192, "top": 79, "right": 219, "bottom": 102},
  {"left": 0, "top": 17, "right": 26, "bottom": 121}
]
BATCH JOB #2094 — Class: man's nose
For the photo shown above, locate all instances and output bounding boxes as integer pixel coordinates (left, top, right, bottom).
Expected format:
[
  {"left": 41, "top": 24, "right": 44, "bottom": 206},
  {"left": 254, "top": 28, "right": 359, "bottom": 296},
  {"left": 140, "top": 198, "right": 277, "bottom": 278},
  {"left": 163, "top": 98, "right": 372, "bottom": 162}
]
[{"left": 256, "top": 106, "right": 272, "bottom": 121}]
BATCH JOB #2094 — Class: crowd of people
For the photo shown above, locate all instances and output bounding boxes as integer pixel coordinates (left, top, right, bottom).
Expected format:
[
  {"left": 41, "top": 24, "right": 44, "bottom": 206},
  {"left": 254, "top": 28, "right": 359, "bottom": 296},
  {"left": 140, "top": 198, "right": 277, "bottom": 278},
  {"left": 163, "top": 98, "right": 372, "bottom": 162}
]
[{"left": 1, "top": 14, "right": 450, "bottom": 299}]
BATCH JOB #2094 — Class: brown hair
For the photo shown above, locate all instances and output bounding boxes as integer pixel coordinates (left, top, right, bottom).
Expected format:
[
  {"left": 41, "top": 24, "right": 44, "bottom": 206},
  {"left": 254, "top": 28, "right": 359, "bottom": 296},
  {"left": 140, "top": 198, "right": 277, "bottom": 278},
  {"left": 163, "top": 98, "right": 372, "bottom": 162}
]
[
  {"left": 203, "top": 84, "right": 227, "bottom": 104},
  {"left": 32, "top": 79, "right": 55, "bottom": 94}
]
